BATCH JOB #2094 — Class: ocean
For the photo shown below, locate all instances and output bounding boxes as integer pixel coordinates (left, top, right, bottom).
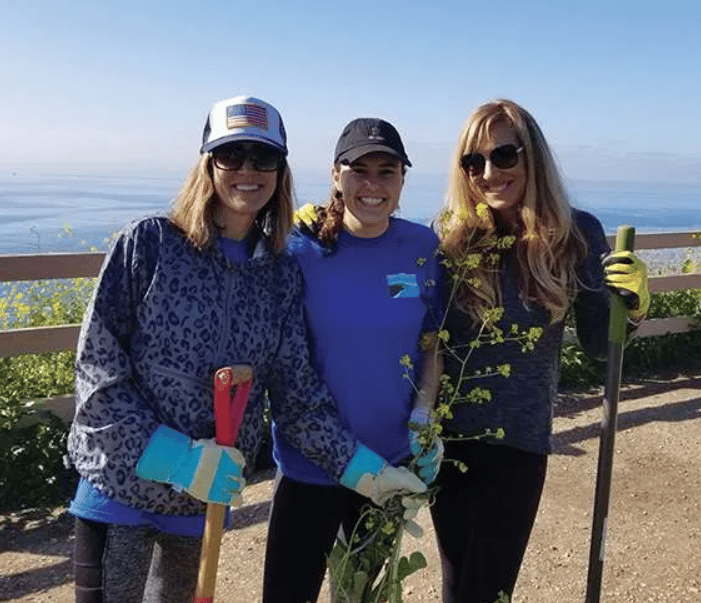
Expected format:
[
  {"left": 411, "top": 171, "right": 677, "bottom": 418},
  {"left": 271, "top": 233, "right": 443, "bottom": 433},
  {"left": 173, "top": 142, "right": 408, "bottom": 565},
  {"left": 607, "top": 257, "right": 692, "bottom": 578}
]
[{"left": 1, "top": 171, "right": 700, "bottom": 255}]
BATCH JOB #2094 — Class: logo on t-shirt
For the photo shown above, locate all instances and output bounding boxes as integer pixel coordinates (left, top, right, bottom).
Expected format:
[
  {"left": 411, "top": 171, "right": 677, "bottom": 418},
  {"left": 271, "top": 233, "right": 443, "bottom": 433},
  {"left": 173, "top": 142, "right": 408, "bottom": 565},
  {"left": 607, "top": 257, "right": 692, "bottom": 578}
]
[{"left": 387, "top": 273, "right": 419, "bottom": 298}]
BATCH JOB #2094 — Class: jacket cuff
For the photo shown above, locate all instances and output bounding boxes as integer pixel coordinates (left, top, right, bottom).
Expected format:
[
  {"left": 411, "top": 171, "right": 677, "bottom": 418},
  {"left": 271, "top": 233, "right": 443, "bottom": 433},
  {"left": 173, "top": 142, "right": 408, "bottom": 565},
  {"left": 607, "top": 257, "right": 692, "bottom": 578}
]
[
  {"left": 135, "top": 425, "right": 189, "bottom": 483},
  {"left": 339, "top": 443, "right": 386, "bottom": 489}
]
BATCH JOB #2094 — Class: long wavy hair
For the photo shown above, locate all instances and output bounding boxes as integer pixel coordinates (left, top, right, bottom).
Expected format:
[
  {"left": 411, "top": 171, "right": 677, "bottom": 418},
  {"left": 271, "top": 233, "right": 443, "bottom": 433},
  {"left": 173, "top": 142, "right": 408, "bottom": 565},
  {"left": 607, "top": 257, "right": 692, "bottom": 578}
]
[
  {"left": 438, "top": 99, "right": 588, "bottom": 324},
  {"left": 169, "top": 153, "right": 294, "bottom": 253}
]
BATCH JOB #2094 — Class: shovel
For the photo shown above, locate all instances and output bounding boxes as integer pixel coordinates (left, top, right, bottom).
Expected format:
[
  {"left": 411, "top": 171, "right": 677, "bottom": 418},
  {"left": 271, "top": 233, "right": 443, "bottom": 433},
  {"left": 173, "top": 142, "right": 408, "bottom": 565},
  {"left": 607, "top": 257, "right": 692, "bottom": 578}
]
[
  {"left": 194, "top": 365, "right": 253, "bottom": 603},
  {"left": 585, "top": 225, "right": 635, "bottom": 603}
]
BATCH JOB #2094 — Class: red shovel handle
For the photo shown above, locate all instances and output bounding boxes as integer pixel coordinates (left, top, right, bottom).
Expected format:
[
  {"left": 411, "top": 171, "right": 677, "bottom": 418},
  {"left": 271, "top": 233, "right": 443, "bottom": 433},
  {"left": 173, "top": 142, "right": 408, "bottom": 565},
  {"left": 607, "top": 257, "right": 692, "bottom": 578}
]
[
  {"left": 194, "top": 364, "right": 253, "bottom": 603},
  {"left": 214, "top": 365, "right": 253, "bottom": 446}
]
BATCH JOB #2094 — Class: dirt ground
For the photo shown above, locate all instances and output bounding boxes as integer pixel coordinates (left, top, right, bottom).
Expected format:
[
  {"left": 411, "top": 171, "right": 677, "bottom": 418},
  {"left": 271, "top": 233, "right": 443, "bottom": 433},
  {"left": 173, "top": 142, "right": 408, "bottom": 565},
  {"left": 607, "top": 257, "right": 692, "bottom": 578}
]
[{"left": 2, "top": 370, "right": 700, "bottom": 603}]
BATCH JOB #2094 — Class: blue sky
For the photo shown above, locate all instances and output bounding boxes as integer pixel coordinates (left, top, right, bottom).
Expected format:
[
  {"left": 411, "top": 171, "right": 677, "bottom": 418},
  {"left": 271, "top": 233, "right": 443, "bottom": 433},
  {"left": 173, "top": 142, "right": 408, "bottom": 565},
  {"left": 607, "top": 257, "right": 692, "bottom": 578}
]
[{"left": 1, "top": 0, "right": 700, "bottom": 183}]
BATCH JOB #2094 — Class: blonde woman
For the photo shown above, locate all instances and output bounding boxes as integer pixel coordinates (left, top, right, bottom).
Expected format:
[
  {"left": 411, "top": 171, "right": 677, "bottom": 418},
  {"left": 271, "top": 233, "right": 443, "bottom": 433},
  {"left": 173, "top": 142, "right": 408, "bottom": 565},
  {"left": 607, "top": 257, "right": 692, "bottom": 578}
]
[
  {"left": 432, "top": 99, "right": 649, "bottom": 603},
  {"left": 67, "top": 97, "right": 424, "bottom": 603}
]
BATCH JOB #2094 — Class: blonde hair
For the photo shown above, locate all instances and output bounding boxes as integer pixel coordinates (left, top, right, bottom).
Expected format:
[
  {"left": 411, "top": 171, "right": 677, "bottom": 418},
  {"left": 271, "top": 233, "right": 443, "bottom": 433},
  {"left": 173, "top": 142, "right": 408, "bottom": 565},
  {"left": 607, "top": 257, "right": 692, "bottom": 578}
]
[
  {"left": 169, "top": 153, "right": 294, "bottom": 253},
  {"left": 438, "top": 99, "right": 587, "bottom": 324}
]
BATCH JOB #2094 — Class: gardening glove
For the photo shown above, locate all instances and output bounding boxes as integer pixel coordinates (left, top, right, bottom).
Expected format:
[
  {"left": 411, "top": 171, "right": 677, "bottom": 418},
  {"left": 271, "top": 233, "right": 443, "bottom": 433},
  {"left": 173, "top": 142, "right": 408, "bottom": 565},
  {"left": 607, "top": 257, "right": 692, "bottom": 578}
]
[
  {"left": 408, "top": 407, "right": 444, "bottom": 485},
  {"left": 135, "top": 425, "right": 245, "bottom": 506},
  {"left": 294, "top": 203, "right": 318, "bottom": 227},
  {"left": 602, "top": 250, "right": 650, "bottom": 323},
  {"left": 339, "top": 443, "right": 427, "bottom": 506}
]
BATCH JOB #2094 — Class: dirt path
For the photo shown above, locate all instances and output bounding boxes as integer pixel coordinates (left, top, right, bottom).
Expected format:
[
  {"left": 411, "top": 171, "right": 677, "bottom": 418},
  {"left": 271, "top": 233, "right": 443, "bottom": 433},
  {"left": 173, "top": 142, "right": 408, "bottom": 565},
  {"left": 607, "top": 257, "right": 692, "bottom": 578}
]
[{"left": 2, "top": 371, "right": 700, "bottom": 602}]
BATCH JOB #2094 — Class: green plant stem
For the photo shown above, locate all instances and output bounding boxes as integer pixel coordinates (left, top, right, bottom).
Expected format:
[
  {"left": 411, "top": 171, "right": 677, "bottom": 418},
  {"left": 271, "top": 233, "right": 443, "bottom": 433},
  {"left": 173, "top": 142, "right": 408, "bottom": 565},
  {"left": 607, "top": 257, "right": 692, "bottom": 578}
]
[{"left": 386, "top": 520, "right": 404, "bottom": 603}]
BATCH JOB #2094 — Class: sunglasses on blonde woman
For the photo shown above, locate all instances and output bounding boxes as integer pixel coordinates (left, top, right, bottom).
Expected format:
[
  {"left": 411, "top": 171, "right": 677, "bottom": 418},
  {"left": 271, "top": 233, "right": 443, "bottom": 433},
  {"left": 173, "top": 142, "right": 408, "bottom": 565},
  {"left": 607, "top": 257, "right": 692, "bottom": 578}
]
[
  {"left": 212, "top": 142, "right": 283, "bottom": 172},
  {"left": 461, "top": 144, "right": 523, "bottom": 176}
]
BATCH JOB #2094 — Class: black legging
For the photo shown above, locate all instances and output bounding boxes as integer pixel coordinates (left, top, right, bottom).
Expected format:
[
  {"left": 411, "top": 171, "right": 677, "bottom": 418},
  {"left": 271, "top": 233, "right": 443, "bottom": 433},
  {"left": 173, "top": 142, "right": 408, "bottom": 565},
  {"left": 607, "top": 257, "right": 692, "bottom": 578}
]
[
  {"left": 262, "top": 476, "right": 370, "bottom": 603},
  {"left": 73, "top": 517, "right": 201, "bottom": 603},
  {"left": 74, "top": 517, "right": 108, "bottom": 603},
  {"left": 430, "top": 440, "right": 547, "bottom": 603}
]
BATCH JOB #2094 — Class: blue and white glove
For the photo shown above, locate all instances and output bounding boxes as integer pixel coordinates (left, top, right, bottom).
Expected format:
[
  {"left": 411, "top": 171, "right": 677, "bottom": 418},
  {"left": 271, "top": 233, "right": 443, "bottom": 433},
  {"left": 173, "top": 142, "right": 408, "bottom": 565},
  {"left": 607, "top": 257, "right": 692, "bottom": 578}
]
[
  {"left": 408, "top": 407, "right": 444, "bottom": 485},
  {"left": 339, "top": 443, "right": 427, "bottom": 506},
  {"left": 135, "top": 425, "right": 245, "bottom": 506}
]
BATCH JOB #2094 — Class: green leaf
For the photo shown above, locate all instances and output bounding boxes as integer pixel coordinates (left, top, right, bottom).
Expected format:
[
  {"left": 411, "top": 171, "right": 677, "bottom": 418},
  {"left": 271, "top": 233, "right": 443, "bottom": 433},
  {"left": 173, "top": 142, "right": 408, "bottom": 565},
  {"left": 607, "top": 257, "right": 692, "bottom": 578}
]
[
  {"left": 350, "top": 570, "right": 369, "bottom": 601},
  {"left": 396, "top": 551, "right": 428, "bottom": 581}
]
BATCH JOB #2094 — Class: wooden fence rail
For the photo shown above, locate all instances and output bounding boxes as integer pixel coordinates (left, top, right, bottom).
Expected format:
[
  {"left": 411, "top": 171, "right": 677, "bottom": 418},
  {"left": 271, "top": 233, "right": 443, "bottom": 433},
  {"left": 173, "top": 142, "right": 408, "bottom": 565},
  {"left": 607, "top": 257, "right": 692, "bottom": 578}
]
[{"left": 1, "top": 231, "right": 700, "bottom": 424}]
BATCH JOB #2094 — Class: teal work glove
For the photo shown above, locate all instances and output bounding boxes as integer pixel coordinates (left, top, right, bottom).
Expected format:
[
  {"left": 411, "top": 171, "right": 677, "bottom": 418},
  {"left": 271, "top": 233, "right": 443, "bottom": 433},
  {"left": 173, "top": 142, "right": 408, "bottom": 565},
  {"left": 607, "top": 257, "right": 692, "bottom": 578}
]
[
  {"left": 135, "top": 425, "right": 245, "bottom": 506},
  {"left": 339, "top": 443, "right": 427, "bottom": 506},
  {"left": 602, "top": 250, "right": 650, "bottom": 322},
  {"left": 408, "top": 407, "right": 444, "bottom": 485}
]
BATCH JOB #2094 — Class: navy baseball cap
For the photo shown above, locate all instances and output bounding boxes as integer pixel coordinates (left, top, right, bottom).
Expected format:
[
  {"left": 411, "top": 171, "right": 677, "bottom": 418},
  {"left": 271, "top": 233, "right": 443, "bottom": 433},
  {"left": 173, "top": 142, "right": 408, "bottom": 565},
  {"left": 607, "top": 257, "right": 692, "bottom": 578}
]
[{"left": 334, "top": 118, "right": 411, "bottom": 167}]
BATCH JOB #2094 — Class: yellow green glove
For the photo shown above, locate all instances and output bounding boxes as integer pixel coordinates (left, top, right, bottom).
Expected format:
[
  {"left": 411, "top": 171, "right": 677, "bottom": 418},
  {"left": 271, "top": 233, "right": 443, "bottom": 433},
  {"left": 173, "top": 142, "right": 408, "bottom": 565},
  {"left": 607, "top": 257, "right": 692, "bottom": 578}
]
[
  {"left": 293, "top": 203, "right": 318, "bottom": 228},
  {"left": 602, "top": 250, "right": 650, "bottom": 322}
]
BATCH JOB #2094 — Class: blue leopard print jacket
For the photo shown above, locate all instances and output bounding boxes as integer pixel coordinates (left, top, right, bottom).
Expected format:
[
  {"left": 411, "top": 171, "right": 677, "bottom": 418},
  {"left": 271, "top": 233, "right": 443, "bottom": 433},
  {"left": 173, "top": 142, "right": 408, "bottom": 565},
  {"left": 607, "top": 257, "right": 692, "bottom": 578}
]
[{"left": 67, "top": 217, "right": 356, "bottom": 516}]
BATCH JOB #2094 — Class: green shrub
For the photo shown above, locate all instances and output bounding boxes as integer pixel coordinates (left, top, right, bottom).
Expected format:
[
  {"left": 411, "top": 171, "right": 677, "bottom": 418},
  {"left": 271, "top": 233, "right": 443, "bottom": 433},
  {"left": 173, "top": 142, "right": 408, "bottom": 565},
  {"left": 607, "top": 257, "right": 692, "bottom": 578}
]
[
  {"left": 0, "top": 417, "right": 76, "bottom": 511},
  {"left": 560, "top": 286, "right": 701, "bottom": 389},
  {"left": 620, "top": 284, "right": 701, "bottom": 375},
  {"left": 0, "top": 279, "right": 94, "bottom": 512},
  {"left": 559, "top": 343, "right": 606, "bottom": 388}
]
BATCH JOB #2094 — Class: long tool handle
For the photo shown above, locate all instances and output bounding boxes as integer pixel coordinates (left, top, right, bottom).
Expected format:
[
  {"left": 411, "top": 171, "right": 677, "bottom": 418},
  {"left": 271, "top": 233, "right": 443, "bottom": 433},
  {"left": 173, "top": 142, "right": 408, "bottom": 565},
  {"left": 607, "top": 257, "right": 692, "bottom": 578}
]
[
  {"left": 194, "top": 365, "right": 253, "bottom": 603},
  {"left": 585, "top": 225, "right": 635, "bottom": 603}
]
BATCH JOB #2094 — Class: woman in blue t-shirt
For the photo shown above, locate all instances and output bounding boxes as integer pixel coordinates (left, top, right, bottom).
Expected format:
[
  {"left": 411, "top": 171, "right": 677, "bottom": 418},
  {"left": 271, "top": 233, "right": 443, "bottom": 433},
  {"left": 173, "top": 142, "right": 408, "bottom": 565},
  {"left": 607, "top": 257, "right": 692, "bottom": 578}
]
[
  {"left": 263, "top": 118, "right": 445, "bottom": 603},
  {"left": 432, "top": 99, "right": 650, "bottom": 603}
]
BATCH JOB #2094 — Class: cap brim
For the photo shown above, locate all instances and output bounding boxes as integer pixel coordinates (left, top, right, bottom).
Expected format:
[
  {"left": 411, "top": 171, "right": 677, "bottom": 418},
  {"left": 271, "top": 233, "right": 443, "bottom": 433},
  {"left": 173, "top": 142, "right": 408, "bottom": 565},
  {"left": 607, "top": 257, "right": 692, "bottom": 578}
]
[
  {"left": 337, "top": 144, "right": 411, "bottom": 167},
  {"left": 201, "top": 133, "right": 288, "bottom": 155}
]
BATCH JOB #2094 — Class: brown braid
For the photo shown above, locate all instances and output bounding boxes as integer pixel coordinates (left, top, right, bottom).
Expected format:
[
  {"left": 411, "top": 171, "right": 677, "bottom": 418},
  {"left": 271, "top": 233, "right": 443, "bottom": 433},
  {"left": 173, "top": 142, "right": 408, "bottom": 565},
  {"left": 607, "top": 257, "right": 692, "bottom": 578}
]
[{"left": 316, "top": 188, "right": 346, "bottom": 247}]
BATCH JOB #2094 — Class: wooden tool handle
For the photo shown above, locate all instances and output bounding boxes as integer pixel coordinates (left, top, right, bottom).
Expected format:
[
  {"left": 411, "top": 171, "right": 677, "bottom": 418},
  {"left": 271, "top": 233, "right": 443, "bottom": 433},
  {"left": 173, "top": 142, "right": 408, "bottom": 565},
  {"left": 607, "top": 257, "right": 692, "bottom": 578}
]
[
  {"left": 194, "top": 365, "right": 253, "bottom": 603},
  {"left": 194, "top": 504, "right": 228, "bottom": 603}
]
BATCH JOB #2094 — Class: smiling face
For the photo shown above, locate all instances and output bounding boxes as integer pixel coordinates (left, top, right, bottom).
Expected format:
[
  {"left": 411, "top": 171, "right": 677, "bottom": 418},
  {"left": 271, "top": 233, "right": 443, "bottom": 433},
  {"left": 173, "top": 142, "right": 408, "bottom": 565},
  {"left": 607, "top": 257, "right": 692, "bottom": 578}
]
[
  {"left": 468, "top": 120, "right": 526, "bottom": 223},
  {"left": 333, "top": 152, "right": 405, "bottom": 238},
  {"left": 211, "top": 151, "right": 278, "bottom": 239}
]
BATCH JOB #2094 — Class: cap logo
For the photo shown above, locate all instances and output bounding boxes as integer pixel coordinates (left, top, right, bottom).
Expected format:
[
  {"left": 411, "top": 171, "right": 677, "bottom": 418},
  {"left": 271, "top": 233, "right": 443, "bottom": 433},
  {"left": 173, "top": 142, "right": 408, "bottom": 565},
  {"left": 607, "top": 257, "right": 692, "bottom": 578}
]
[
  {"left": 368, "top": 125, "right": 383, "bottom": 140},
  {"left": 226, "top": 104, "right": 268, "bottom": 130}
]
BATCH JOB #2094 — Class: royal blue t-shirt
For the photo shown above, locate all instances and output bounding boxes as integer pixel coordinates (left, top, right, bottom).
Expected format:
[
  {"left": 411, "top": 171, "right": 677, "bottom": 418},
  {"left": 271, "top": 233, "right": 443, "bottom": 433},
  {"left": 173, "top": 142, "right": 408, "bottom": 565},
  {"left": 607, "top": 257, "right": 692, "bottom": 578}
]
[
  {"left": 218, "top": 236, "right": 250, "bottom": 264},
  {"left": 274, "top": 218, "right": 443, "bottom": 484}
]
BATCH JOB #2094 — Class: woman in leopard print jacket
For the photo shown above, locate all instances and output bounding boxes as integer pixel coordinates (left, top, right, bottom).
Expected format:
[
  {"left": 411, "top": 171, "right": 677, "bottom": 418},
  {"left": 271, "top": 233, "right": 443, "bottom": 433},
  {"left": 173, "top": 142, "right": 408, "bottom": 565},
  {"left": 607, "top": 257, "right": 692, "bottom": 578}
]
[{"left": 66, "top": 97, "right": 424, "bottom": 603}]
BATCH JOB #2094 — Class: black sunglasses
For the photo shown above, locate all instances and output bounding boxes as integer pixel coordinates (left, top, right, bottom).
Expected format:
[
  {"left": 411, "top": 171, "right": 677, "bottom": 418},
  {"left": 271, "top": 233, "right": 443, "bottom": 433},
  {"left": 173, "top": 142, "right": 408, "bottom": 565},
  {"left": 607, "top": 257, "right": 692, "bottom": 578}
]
[
  {"left": 461, "top": 144, "right": 523, "bottom": 176},
  {"left": 212, "top": 142, "right": 283, "bottom": 172}
]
